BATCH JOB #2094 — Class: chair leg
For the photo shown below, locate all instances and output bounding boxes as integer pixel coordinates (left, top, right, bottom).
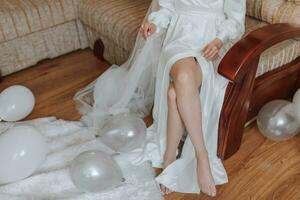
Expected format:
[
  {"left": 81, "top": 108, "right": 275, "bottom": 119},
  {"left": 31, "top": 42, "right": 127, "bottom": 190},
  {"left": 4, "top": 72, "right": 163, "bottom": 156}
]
[
  {"left": 218, "top": 58, "right": 259, "bottom": 159},
  {"left": 93, "top": 39, "right": 105, "bottom": 62}
]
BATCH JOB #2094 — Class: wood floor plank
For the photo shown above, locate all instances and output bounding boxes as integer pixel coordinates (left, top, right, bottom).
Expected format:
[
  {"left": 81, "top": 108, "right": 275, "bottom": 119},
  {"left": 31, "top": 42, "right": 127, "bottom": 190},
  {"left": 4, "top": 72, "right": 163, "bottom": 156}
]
[{"left": 1, "top": 49, "right": 299, "bottom": 200}]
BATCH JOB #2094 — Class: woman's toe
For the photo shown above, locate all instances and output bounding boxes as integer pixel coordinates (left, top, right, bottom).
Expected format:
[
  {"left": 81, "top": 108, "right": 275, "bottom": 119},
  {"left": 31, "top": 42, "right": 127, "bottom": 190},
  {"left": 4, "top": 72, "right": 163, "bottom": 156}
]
[
  {"left": 160, "top": 184, "right": 173, "bottom": 195},
  {"left": 210, "top": 186, "right": 216, "bottom": 197},
  {"left": 160, "top": 185, "right": 166, "bottom": 195},
  {"left": 166, "top": 188, "right": 173, "bottom": 195},
  {"left": 201, "top": 185, "right": 209, "bottom": 195},
  {"left": 201, "top": 185, "right": 214, "bottom": 197}
]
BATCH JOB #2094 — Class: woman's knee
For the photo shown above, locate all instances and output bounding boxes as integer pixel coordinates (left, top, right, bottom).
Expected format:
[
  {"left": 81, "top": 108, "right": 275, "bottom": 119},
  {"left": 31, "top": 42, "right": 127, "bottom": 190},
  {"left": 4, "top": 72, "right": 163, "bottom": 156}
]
[{"left": 171, "top": 58, "right": 202, "bottom": 89}]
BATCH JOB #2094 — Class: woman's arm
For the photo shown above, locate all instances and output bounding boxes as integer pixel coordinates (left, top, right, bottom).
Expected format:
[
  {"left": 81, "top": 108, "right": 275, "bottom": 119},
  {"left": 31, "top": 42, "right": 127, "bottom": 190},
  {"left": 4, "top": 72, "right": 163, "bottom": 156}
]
[
  {"left": 216, "top": 0, "right": 246, "bottom": 44},
  {"left": 147, "top": 0, "right": 175, "bottom": 33}
]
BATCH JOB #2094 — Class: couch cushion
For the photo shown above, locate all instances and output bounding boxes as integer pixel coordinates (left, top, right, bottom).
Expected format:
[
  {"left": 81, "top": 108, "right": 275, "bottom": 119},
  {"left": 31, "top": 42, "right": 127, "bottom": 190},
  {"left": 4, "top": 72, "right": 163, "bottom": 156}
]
[
  {"left": 78, "top": 0, "right": 151, "bottom": 63},
  {"left": 0, "top": 0, "right": 79, "bottom": 43},
  {"left": 270, "top": 1, "right": 300, "bottom": 25},
  {"left": 246, "top": 0, "right": 263, "bottom": 20},
  {"left": 246, "top": 0, "right": 300, "bottom": 25}
]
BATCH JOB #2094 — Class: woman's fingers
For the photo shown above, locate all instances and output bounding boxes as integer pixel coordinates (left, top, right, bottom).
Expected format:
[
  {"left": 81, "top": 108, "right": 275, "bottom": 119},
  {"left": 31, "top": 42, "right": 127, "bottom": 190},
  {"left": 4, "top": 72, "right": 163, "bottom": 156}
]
[
  {"left": 203, "top": 45, "right": 214, "bottom": 57},
  {"left": 140, "top": 22, "right": 156, "bottom": 40},
  {"left": 139, "top": 27, "right": 144, "bottom": 37},
  {"left": 203, "top": 45, "right": 219, "bottom": 60},
  {"left": 202, "top": 45, "right": 209, "bottom": 56},
  {"left": 143, "top": 24, "right": 150, "bottom": 39},
  {"left": 149, "top": 25, "right": 156, "bottom": 36},
  {"left": 202, "top": 38, "right": 223, "bottom": 60},
  {"left": 211, "top": 53, "right": 220, "bottom": 61},
  {"left": 207, "top": 47, "right": 218, "bottom": 58},
  {"left": 139, "top": 23, "right": 149, "bottom": 40},
  {"left": 139, "top": 24, "right": 146, "bottom": 39},
  {"left": 207, "top": 51, "right": 218, "bottom": 60}
]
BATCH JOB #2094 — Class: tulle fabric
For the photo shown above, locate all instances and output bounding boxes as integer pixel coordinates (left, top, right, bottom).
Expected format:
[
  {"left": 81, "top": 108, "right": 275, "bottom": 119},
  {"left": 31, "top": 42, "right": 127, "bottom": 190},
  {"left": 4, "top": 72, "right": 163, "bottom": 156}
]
[{"left": 74, "top": 0, "right": 162, "bottom": 132}]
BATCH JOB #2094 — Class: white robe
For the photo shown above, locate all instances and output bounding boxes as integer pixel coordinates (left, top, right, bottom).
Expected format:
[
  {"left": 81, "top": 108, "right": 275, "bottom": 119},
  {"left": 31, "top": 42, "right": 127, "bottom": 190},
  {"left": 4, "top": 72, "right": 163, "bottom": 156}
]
[{"left": 74, "top": 0, "right": 246, "bottom": 194}]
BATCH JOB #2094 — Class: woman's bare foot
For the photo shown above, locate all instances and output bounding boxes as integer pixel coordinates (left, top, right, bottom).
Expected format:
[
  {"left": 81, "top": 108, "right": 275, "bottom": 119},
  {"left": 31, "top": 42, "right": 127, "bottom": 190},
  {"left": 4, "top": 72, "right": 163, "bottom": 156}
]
[
  {"left": 196, "top": 152, "right": 216, "bottom": 197},
  {"left": 160, "top": 156, "right": 176, "bottom": 195}
]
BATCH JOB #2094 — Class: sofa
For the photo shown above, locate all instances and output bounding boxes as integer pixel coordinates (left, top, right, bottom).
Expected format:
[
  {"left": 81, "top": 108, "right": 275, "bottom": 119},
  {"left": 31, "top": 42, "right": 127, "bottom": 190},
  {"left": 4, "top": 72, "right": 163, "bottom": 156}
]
[{"left": 1, "top": 0, "right": 300, "bottom": 159}]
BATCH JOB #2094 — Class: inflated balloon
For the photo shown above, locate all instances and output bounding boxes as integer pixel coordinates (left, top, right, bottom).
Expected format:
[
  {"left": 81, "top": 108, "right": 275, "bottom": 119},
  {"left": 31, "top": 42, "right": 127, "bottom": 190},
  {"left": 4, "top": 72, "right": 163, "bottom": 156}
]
[
  {"left": 99, "top": 113, "right": 147, "bottom": 153},
  {"left": 0, "top": 125, "right": 47, "bottom": 184},
  {"left": 292, "top": 89, "right": 300, "bottom": 122},
  {"left": 69, "top": 151, "right": 123, "bottom": 192},
  {"left": 0, "top": 85, "right": 35, "bottom": 122},
  {"left": 257, "top": 100, "right": 300, "bottom": 141}
]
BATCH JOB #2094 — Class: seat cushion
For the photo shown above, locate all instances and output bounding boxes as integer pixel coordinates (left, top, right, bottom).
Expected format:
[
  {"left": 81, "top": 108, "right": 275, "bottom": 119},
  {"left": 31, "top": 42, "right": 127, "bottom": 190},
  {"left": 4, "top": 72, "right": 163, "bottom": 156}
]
[{"left": 0, "top": 0, "right": 78, "bottom": 44}]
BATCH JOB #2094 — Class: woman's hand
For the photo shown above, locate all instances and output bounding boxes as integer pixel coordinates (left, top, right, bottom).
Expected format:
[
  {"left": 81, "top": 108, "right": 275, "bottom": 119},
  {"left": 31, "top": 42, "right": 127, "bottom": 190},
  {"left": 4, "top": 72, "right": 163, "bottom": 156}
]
[
  {"left": 202, "top": 38, "right": 223, "bottom": 61},
  {"left": 139, "top": 21, "right": 157, "bottom": 40}
]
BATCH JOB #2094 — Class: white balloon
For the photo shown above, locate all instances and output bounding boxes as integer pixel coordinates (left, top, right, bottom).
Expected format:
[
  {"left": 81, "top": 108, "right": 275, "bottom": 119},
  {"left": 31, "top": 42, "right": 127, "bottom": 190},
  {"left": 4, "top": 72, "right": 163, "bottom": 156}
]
[
  {"left": 0, "top": 85, "right": 35, "bottom": 122},
  {"left": 0, "top": 125, "right": 47, "bottom": 184},
  {"left": 292, "top": 89, "right": 300, "bottom": 122},
  {"left": 257, "top": 100, "right": 300, "bottom": 141},
  {"left": 99, "top": 113, "right": 147, "bottom": 153},
  {"left": 69, "top": 151, "right": 123, "bottom": 192}
]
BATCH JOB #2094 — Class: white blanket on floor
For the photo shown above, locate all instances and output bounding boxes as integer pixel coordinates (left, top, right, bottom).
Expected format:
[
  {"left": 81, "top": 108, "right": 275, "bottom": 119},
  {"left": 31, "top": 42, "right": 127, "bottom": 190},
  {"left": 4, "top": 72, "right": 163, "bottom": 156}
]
[{"left": 0, "top": 118, "right": 162, "bottom": 200}]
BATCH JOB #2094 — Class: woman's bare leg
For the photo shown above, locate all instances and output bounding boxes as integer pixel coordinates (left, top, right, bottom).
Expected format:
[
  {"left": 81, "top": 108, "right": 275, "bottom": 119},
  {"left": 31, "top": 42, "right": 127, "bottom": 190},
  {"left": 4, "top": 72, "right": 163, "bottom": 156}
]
[
  {"left": 170, "top": 57, "right": 216, "bottom": 197},
  {"left": 161, "top": 82, "right": 185, "bottom": 194}
]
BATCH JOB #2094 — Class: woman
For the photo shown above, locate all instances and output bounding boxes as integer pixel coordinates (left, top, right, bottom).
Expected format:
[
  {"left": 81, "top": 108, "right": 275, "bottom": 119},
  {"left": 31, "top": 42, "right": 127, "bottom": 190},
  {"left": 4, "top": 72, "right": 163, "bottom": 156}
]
[
  {"left": 139, "top": 0, "right": 245, "bottom": 196},
  {"left": 75, "top": 0, "right": 245, "bottom": 197}
]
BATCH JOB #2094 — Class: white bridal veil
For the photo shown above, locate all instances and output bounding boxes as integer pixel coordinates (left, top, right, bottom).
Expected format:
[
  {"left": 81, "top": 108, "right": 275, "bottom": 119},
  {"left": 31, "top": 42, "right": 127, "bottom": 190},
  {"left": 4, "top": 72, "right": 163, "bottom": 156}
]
[{"left": 74, "top": 0, "right": 163, "bottom": 133}]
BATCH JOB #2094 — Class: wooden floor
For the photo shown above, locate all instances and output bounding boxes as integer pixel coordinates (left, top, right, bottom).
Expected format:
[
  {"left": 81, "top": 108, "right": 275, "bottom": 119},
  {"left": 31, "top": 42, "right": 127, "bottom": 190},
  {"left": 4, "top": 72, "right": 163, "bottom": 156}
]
[{"left": 1, "top": 50, "right": 300, "bottom": 200}]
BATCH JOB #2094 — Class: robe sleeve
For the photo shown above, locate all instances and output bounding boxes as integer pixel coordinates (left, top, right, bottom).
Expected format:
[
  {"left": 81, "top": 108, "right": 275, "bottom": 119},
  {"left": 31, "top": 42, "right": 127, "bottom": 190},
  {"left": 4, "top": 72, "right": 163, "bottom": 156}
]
[
  {"left": 216, "top": 0, "right": 246, "bottom": 44},
  {"left": 147, "top": 0, "right": 175, "bottom": 33}
]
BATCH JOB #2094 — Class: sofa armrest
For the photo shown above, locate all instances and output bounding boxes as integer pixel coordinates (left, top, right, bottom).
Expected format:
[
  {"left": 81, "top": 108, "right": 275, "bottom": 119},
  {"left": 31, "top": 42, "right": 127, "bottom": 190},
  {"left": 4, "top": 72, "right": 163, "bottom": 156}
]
[{"left": 218, "top": 23, "right": 300, "bottom": 83}]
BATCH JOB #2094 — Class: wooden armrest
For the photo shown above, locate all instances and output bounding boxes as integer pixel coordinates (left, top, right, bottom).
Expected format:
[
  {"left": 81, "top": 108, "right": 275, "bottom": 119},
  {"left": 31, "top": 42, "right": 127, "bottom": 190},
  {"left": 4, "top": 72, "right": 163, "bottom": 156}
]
[{"left": 218, "top": 23, "right": 300, "bottom": 82}]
